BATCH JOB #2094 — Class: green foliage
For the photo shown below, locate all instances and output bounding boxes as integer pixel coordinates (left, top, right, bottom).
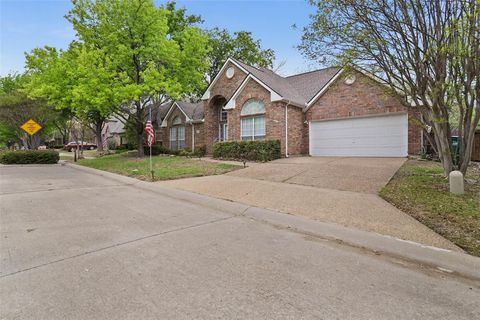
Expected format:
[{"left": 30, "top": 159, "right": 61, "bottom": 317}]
[
  {"left": 213, "top": 140, "right": 281, "bottom": 162},
  {"left": 207, "top": 28, "right": 275, "bottom": 81},
  {"left": 299, "top": 0, "right": 480, "bottom": 175},
  {"left": 193, "top": 145, "right": 206, "bottom": 158},
  {"left": 0, "top": 150, "right": 59, "bottom": 164},
  {"left": 380, "top": 160, "right": 480, "bottom": 256},
  {"left": 61, "top": 0, "right": 210, "bottom": 157},
  {"left": 47, "top": 145, "right": 65, "bottom": 149},
  {"left": 144, "top": 144, "right": 179, "bottom": 156},
  {"left": 0, "top": 74, "right": 57, "bottom": 149}
]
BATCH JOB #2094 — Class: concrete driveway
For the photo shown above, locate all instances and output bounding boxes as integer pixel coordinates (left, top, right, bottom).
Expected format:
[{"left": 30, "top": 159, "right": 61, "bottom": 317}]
[
  {"left": 163, "top": 157, "right": 459, "bottom": 250},
  {"left": 1, "top": 164, "right": 479, "bottom": 319},
  {"left": 228, "top": 157, "right": 406, "bottom": 194}
]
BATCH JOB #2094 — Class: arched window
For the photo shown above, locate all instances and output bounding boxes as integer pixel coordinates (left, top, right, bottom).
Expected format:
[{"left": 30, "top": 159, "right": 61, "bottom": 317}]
[
  {"left": 241, "top": 99, "right": 266, "bottom": 141},
  {"left": 241, "top": 99, "right": 265, "bottom": 116}
]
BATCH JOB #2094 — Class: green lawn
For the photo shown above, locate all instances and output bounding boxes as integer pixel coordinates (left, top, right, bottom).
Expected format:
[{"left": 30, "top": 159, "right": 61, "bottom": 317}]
[
  {"left": 77, "top": 153, "right": 239, "bottom": 181},
  {"left": 380, "top": 160, "right": 480, "bottom": 256}
]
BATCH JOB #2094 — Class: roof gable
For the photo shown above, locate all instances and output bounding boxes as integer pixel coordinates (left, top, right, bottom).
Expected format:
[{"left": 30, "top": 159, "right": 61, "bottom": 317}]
[
  {"left": 286, "top": 67, "right": 342, "bottom": 104},
  {"left": 201, "top": 58, "right": 249, "bottom": 100},
  {"left": 160, "top": 101, "right": 204, "bottom": 127},
  {"left": 224, "top": 59, "right": 343, "bottom": 109}
]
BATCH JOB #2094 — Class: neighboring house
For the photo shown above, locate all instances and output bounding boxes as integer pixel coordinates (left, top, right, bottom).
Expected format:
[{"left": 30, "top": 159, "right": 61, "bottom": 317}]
[
  {"left": 156, "top": 58, "right": 423, "bottom": 157},
  {"left": 102, "top": 118, "right": 127, "bottom": 148}
]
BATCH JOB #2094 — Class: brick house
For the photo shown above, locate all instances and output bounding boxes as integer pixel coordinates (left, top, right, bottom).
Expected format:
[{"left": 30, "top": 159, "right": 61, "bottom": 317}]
[{"left": 155, "top": 58, "right": 422, "bottom": 157}]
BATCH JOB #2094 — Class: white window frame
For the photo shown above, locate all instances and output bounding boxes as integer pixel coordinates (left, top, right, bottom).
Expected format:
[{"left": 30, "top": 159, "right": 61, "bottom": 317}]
[
  {"left": 220, "top": 109, "right": 228, "bottom": 122},
  {"left": 178, "top": 126, "right": 186, "bottom": 149},
  {"left": 169, "top": 127, "right": 177, "bottom": 149},
  {"left": 169, "top": 125, "right": 186, "bottom": 150},
  {"left": 241, "top": 115, "right": 265, "bottom": 141}
]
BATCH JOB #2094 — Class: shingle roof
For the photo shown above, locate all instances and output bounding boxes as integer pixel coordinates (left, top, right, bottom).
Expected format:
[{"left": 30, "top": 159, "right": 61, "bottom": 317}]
[
  {"left": 286, "top": 67, "right": 342, "bottom": 103},
  {"left": 152, "top": 101, "right": 172, "bottom": 125},
  {"left": 176, "top": 101, "right": 204, "bottom": 120},
  {"left": 231, "top": 58, "right": 342, "bottom": 107}
]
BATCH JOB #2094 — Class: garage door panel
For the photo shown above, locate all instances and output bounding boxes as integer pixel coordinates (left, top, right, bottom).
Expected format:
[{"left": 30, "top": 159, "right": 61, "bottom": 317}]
[{"left": 310, "top": 114, "right": 408, "bottom": 157}]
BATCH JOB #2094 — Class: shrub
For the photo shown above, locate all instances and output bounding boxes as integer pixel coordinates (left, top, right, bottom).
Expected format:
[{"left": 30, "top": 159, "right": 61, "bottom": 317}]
[
  {"left": 193, "top": 145, "right": 206, "bottom": 158},
  {"left": 144, "top": 145, "right": 179, "bottom": 156},
  {"left": 48, "top": 145, "right": 64, "bottom": 149},
  {"left": 0, "top": 150, "right": 59, "bottom": 164},
  {"left": 213, "top": 140, "right": 281, "bottom": 162}
]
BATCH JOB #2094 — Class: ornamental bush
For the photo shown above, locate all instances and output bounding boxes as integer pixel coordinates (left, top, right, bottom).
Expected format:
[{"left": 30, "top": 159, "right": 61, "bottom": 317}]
[
  {"left": 0, "top": 150, "right": 59, "bottom": 164},
  {"left": 213, "top": 140, "right": 281, "bottom": 162},
  {"left": 144, "top": 145, "right": 179, "bottom": 156}
]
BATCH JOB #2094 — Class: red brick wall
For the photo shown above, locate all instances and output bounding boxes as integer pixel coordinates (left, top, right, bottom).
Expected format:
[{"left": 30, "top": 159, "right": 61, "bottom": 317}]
[
  {"left": 225, "top": 79, "right": 304, "bottom": 156},
  {"left": 204, "top": 62, "right": 249, "bottom": 154},
  {"left": 191, "top": 123, "right": 205, "bottom": 151},
  {"left": 156, "top": 106, "right": 204, "bottom": 151},
  {"left": 209, "top": 62, "right": 248, "bottom": 101},
  {"left": 305, "top": 71, "right": 422, "bottom": 155}
]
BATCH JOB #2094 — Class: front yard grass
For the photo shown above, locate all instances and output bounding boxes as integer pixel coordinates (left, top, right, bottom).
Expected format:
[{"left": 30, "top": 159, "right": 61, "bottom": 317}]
[
  {"left": 77, "top": 152, "right": 240, "bottom": 181},
  {"left": 380, "top": 160, "right": 480, "bottom": 256}
]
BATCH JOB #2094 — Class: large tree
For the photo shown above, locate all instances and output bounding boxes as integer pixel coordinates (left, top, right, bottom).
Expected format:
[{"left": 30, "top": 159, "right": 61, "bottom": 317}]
[
  {"left": 0, "top": 74, "right": 56, "bottom": 149},
  {"left": 207, "top": 28, "right": 275, "bottom": 82},
  {"left": 299, "top": 0, "right": 480, "bottom": 176},
  {"left": 66, "top": 0, "right": 210, "bottom": 157},
  {"left": 25, "top": 43, "right": 121, "bottom": 152}
]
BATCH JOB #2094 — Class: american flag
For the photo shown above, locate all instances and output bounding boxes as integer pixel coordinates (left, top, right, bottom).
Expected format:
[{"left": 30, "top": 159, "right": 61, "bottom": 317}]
[{"left": 145, "top": 120, "right": 155, "bottom": 147}]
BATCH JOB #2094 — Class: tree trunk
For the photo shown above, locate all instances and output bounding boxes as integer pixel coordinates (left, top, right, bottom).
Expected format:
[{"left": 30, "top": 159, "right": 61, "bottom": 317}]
[
  {"left": 95, "top": 119, "right": 104, "bottom": 152},
  {"left": 137, "top": 130, "right": 144, "bottom": 157},
  {"left": 459, "top": 126, "right": 476, "bottom": 175},
  {"left": 136, "top": 118, "right": 145, "bottom": 157},
  {"left": 431, "top": 122, "right": 454, "bottom": 176}
]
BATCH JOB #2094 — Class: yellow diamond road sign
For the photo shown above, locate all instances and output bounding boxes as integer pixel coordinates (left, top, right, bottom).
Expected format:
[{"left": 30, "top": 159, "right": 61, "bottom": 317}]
[{"left": 20, "top": 119, "right": 42, "bottom": 136}]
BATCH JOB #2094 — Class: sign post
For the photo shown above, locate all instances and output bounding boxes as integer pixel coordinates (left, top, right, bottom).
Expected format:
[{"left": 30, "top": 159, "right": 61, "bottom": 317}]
[{"left": 20, "top": 119, "right": 42, "bottom": 149}]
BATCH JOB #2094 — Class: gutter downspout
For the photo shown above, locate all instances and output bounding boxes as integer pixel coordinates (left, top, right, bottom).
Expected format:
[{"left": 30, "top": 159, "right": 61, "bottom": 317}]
[
  {"left": 285, "top": 101, "right": 291, "bottom": 157},
  {"left": 191, "top": 123, "right": 195, "bottom": 152}
]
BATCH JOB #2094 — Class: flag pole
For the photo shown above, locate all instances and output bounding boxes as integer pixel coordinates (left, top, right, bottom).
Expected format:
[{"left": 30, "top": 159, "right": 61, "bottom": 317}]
[{"left": 149, "top": 104, "right": 153, "bottom": 181}]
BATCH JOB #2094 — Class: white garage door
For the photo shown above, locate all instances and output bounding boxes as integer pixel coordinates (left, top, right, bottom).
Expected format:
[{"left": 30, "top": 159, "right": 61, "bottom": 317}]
[{"left": 309, "top": 113, "right": 408, "bottom": 157}]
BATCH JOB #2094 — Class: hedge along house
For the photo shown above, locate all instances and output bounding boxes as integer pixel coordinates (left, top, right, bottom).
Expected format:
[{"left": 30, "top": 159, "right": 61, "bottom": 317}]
[{"left": 157, "top": 58, "right": 422, "bottom": 157}]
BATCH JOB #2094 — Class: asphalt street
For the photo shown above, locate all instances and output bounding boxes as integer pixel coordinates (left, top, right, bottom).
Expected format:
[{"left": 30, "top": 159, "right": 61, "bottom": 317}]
[{"left": 1, "top": 164, "right": 479, "bottom": 319}]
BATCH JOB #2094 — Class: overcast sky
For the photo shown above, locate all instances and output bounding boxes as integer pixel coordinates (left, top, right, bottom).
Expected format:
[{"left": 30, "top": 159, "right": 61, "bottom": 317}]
[{"left": 0, "top": 0, "right": 320, "bottom": 77}]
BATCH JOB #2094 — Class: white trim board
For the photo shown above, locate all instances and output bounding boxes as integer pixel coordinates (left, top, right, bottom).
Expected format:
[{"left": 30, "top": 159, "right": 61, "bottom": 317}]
[
  {"left": 201, "top": 58, "right": 249, "bottom": 100},
  {"left": 224, "top": 75, "right": 284, "bottom": 110},
  {"left": 160, "top": 102, "right": 192, "bottom": 127}
]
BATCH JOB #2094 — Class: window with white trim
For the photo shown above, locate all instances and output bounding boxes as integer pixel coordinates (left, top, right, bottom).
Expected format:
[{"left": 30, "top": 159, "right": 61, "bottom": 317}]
[
  {"left": 178, "top": 126, "right": 186, "bottom": 149},
  {"left": 169, "top": 127, "right": 177, "bottom": 150},
  {"left": 169, "top": 126, "right": 186, "bottom": 150},
  {"left": 220, "top": 109, "right": 228, "bottom": 122},
  {"left": 241, "top": 99, "right": 266, "bottom": 141}
]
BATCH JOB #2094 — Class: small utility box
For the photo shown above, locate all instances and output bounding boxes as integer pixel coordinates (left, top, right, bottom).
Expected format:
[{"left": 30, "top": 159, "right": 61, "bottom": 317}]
[{"left": 449, "top": 171, "right": 464, "bottom": 195}]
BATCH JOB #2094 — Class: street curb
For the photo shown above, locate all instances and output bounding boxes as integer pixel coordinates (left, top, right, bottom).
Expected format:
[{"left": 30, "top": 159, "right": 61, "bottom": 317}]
[
  {"left": 65, "top": 162, "right": 480, "bottom": 281},
  {"left": 243, "top": 207, "right": 480, "bottom": 281}
]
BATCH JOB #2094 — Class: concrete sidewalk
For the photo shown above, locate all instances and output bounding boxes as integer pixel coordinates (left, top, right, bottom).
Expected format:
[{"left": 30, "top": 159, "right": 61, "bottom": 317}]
[{"left": 161, "top": 174, "right": 460, "bottom": 251}]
